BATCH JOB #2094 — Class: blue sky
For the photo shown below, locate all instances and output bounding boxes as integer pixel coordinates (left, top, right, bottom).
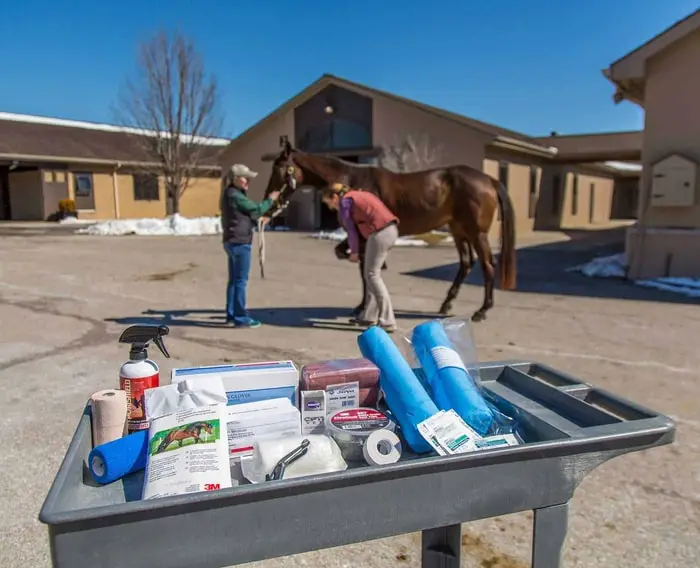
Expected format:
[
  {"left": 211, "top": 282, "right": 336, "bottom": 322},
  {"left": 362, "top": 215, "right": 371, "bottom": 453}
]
[{"left": 0, "top": 1, "right": 696, "bottom": 138}]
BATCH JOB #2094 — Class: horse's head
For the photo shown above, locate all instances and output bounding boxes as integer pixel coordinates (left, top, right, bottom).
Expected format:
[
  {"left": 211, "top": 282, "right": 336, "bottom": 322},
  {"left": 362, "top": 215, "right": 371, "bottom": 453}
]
[
  {"left": 263, "top": 138, "right": 347, "bottom": 213},
  {"left": 263, "top": 138, "right": 302, "bottom": 212}
]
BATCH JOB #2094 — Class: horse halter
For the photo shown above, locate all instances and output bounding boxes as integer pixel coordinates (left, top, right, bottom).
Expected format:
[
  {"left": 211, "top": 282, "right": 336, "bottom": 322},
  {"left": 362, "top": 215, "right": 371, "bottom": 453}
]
[
  {"left": 270, "top": 165, "right": 296, "bottom": 211},
  {"left": 284, "top": 165, "right": 297, "bottom": 191}
]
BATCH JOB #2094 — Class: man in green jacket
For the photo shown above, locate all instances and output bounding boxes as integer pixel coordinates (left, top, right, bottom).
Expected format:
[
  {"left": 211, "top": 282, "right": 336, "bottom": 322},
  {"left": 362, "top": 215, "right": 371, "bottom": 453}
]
[{"left": 220, "top": 164, "right": 280, "bottom": 328}]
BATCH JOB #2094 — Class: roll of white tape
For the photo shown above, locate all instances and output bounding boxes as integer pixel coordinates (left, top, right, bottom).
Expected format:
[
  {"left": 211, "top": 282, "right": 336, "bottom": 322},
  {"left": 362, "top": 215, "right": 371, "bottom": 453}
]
[{"left": 363, "top": 430, "right": 402, "bottom": 466}]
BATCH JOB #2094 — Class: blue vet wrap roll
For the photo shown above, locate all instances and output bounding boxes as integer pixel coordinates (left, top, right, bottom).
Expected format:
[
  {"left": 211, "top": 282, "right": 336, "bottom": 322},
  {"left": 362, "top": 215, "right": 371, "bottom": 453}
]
[
  {"left": 411, "top": 320, "right": 494, "bottom": 436},
  {"left": 358, "top": 326, "right": 438, "bottom": 453},
  {"left": 88, "top": 430, "right": 149, "bottom": 485}
]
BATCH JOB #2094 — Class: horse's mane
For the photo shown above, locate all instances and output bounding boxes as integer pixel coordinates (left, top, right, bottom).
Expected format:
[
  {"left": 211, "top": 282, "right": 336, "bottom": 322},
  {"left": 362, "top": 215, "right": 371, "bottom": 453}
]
[{"left": 292, "top": 150, "right": 383, "bottom": 172}]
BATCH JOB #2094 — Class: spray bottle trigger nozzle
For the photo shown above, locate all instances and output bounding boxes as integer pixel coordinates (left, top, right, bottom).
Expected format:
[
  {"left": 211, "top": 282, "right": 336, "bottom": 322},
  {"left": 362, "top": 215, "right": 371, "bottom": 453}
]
[{"left": 153, "top": 336, "right": 171, "bottom": 359}]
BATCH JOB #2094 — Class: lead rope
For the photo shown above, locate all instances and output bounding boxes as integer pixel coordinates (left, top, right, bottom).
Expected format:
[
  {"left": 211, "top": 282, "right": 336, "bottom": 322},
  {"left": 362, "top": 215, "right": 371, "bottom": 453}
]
[{"left": 257, "top": 187, "right": 291, "bottom": 279}]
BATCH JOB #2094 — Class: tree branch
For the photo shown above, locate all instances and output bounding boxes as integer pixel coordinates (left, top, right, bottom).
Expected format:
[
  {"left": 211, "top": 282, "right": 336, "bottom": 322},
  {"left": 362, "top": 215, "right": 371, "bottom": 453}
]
[
  {"left": 113, "top": 29, "right": 225, "bottom": 214},
  {"left": 378, "top": 133, "right": 443, "bottom": 173}
]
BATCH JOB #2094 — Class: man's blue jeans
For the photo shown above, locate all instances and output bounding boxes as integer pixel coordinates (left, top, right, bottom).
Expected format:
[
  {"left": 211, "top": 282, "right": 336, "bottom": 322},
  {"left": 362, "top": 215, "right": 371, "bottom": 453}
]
[{"left": 224, "top": 243, "right": 252, "bottom": 325}]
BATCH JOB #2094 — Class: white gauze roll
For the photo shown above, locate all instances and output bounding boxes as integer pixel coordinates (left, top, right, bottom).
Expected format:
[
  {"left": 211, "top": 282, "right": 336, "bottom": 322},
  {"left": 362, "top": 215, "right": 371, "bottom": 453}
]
[
  {"left": 363, "top": 430, "right": 402, "bottom": 466},
  {"left": 90, "top": 389, "right": 128, "bottom": 447}
]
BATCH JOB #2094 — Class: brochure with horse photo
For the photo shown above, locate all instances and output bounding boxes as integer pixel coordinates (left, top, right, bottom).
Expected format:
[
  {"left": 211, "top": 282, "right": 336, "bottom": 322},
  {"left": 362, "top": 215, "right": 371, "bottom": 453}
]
[{"left": 142, "top": 405, "right": 232, "bottom": 500}]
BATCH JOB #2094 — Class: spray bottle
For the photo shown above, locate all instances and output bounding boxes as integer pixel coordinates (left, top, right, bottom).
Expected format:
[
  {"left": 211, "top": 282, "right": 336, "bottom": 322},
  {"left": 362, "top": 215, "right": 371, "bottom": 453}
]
[{"left": 118, "top": 324, "right": 170, "bottom": 433}]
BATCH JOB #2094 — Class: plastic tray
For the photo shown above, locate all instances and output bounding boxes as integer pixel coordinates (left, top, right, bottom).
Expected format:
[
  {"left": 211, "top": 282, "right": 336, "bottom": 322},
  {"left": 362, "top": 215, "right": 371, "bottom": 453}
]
[{"left": 39, "top": 360, "right": 675, "bottom": 568}]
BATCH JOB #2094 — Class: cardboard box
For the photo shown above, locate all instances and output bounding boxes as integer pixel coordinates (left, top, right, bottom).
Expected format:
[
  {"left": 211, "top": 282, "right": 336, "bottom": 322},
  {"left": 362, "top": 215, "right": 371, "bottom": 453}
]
[
  {"left": 226, "top": 398, "right": 301, "bottom": 460},
  {"left": 171, "top": 360, "right": 299, "bottom": 407},
  {"left": 301, "top": 390, "right": 326, "bottom": 435}
]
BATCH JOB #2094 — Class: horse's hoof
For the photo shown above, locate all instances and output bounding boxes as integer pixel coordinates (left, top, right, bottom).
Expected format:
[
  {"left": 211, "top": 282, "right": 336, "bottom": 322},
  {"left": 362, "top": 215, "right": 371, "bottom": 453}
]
[
  {"left": 438, "top": 302, "right": 452, "bottom": 316},
  {"left": 471, "top": 311, "right": 486, "bottom": 322}
]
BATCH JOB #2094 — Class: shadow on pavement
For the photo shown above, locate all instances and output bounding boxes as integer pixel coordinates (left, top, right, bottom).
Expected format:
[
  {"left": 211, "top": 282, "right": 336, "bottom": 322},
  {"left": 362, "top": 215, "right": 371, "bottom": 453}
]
[
  {"left": 105, "top": 307, "right": 442, "bottom": 331},
  {"left": 404, "top": 227, "right": 700, "bottom": 306}
]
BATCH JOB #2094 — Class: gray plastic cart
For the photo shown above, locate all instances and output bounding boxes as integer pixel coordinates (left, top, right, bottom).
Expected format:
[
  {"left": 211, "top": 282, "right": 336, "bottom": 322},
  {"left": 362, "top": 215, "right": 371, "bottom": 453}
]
[{"left": 39, "top": 359, "right": 675, "bottom": 568}]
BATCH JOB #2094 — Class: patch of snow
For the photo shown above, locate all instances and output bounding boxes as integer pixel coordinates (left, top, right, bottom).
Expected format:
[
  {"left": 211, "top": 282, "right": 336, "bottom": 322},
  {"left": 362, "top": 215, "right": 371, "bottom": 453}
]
[
  {"left": 568, "top": 253, "right": 627, "bottom": 278},
  {"left": 310, "top": 228, "right": 453, "bottom": 247},
  {"left": 76, "top": 215, "right": 291, "bottom": 236},
  {"left": 636, "top": 277, "right": 700, "bottom": 298},
  {"left": 58, "top": 217, "right": 94, "bottom": 225},
  {"left": 569, "top": 253, "right": 700, "bottom": 298},
  {"left": 76, "top": 214, "right": 222, "bottom": 236}
]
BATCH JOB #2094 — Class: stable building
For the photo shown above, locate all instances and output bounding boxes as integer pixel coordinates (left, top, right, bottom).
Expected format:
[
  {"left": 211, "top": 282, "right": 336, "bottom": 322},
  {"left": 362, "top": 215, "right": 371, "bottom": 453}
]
[
  {"left": 218, "top": 74, "right": 641, "bottom": 237},
  {"left": 0, "top": 112, "right": 225, "bottom": 221},
  {"left": 1, "top": 77, "right": 642, "bottom": 232},
  {"left": 604, "top": 8, "right": 700, "bottom": 279}
]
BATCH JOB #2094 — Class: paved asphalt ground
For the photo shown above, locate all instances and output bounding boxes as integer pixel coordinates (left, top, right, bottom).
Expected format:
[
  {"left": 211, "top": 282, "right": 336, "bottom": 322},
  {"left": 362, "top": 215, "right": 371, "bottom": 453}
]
[{"left": 0, "top": 223, "right": 698, "bottom": 567}]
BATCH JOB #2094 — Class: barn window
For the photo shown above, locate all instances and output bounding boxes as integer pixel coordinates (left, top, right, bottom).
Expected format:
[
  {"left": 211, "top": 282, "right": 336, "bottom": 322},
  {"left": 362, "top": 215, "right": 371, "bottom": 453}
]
[{"left": 133, "top": 174, "right": 160, "bottom": 201}]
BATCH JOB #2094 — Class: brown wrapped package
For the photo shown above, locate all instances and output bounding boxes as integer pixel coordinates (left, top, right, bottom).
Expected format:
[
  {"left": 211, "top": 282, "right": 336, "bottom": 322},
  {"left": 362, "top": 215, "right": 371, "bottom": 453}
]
[
  {"left": 358, "top": 387, "right": 378, "bottom": 407},
  {"left": 301, "top": 358, "right": 380, "bottom": 390}
]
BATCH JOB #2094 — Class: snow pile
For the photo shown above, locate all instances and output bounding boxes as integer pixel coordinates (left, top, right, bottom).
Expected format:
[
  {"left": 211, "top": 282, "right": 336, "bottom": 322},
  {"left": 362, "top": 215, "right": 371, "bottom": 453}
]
[
  {"left": 58, "top": 216, "right": 93, "bottom": 225},
  {"left": 568, "top": 253, "right": 627, "bottom": 278},
  {"left": 570, "top": 253, "right": 700, "bottom": 298},
  {"left": 76, "top": 214, "right": 222, "bottom": 236},
  {"left": 636, "top": 277, "right": 700, "bottom": 298},
  {"left": 76, "top": 215, "right": 291, "bottom": 236},
  {"left": 310, "top": 228, "right": 453, "bottom": 247}
]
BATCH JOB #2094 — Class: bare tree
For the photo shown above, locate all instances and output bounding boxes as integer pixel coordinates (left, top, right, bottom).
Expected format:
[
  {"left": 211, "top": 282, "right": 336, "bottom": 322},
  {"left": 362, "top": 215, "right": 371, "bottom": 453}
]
[
  {"left": 379, "top": 133, "right": 443, "bottom": 173},
  {"left": 115, "top": 30, "right": 225, "bottom": 214}
]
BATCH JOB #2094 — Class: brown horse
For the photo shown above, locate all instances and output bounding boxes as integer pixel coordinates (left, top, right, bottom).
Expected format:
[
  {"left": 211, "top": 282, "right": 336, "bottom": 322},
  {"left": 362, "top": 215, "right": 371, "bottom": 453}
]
[
  {"left": 155, "top": 422, "right": 214, "bottom": 454},
  {"left": 264, "top": 140, "right": 516, "bottom": 322}
]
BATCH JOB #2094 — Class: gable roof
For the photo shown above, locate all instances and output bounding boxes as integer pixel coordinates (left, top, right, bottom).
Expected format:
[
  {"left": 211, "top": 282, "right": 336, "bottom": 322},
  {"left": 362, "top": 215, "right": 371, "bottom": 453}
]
[
  {"left": 226, "top": 73, "right": 558, "bottom": 158},
  {"left": 0, "top": 112, "right": 229, "bottom": 168},
  {"left": 603, "top": 9, "right": 700, "bottom": 104}
]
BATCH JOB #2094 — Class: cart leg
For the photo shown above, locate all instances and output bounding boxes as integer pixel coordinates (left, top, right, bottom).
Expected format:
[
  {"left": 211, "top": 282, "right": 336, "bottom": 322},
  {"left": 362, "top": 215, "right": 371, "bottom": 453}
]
[
  {"left": 531, "top": 502, "right": 569, "bottom": 568},
  {"left": 421, "top": 524, "right": 461, "bottom": 568}
]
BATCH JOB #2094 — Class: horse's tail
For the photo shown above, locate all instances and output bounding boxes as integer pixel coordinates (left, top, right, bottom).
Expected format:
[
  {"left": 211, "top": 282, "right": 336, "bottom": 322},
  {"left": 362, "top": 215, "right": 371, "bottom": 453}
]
[{"left": 494, "top": 179, "right": 517, "bottom": 290}]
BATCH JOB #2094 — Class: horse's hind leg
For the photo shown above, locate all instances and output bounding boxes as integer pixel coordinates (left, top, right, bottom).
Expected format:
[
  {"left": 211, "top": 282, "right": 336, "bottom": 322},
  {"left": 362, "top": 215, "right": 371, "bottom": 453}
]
[
  {"left": 471, "top": 232, "right": 496, "bottom": 322},
  {"left": 438, "top": 230, "right": 475, "bottom": 316}
]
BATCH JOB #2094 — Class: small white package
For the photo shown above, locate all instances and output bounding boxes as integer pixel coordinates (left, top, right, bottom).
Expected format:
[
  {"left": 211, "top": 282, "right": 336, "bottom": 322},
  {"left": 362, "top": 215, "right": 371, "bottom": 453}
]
[
  {"left": 417, "top": 409, "right": 482, "bottom": 455},
  {"left": 325, "top": 381, "right": 360, "bottom": 414},
  {"left": 241, "top": 434, "right": 347, "bottom": 483},
  {"left": 143, "top": 375, "right": 228, "bottom": 421},
  {"left": 143, "top": 404, "right": 232, "bottom": 499},
  {"left": 301, "top": 390, "right": 326, "bottom": 435}
]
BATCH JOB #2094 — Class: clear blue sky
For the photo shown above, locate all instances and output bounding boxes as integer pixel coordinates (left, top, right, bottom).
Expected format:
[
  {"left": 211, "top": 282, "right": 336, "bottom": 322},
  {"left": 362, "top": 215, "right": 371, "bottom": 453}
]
[{"left": 0, "top": 1, "right": 696, "bottom": 139}]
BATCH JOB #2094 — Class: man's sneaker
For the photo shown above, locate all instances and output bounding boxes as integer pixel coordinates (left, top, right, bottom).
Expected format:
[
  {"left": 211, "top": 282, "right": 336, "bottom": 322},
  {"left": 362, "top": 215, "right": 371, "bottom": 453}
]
[{"left": 235, "top": 319, "right": 262, "bottom": 329}]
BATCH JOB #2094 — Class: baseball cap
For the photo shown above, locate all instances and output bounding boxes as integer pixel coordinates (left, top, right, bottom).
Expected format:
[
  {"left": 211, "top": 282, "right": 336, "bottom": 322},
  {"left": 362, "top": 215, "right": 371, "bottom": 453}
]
[{"left": 230, "top": 164, "right": 258, "bottom": 179}]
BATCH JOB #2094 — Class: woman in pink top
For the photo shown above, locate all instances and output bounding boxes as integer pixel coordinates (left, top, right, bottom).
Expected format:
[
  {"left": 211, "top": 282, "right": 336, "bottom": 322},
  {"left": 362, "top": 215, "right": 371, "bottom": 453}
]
[{"left": 322, "top": 182, "right": 399, "bottom": 332}]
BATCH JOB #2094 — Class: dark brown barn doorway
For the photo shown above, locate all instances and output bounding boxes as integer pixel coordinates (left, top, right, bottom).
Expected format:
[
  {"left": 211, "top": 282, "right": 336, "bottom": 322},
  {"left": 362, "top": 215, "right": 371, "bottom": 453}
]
[{"left": 0, "top": 167, "right": 10, "bottom": 220}]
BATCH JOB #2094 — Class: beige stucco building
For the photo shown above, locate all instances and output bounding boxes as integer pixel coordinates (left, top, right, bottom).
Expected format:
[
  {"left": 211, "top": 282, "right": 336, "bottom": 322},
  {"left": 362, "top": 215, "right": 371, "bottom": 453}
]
[
  {"left": 0, "top": 113, "right": 224, "bottom": 221},
  {"left": 218, "top": 74, "right": 640, "bottom": 239},
  {"left": 604, "top": 8, "right": 700, "bottom": 279}
]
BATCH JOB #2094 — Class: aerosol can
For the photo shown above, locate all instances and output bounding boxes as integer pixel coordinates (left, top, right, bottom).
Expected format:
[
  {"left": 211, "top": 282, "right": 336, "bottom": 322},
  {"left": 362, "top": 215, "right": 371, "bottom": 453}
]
[{"left": 118, "top": 324, "right": 171, "bottom": 433}]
